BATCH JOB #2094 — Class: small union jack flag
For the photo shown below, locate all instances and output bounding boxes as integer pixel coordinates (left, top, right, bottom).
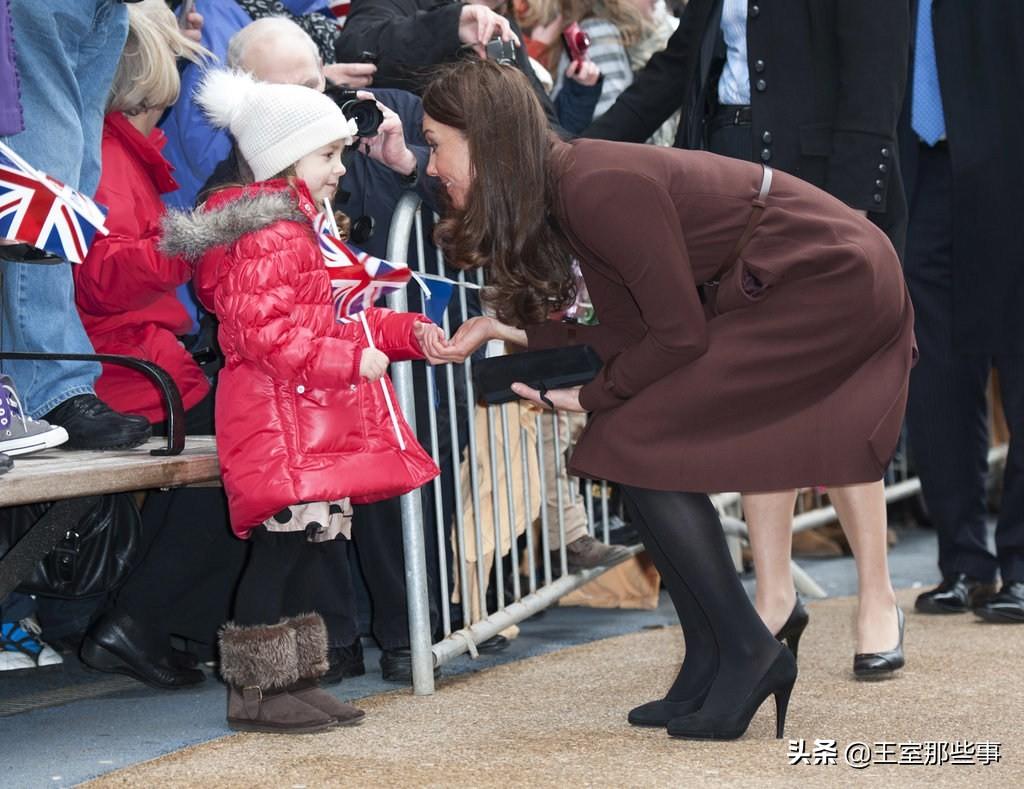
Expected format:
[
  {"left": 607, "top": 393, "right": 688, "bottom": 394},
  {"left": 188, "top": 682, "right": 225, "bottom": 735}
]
[
  {"left": 313, "top": 212, "right": 411, "bottom": 320},
  {"left": 326, "top": 0, "right": 351, "bottom": 28},
  {"left": 0, "top": 142, "right": 108, "bottom": 264}
]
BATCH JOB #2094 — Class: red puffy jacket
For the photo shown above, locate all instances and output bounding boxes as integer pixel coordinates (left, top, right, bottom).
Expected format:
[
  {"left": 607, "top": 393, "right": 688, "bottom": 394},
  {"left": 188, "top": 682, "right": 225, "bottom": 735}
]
[
  {"left": 74, "top": 112, "right": 210, "bottom": 423},
  {"left": 161, "top": 179, "right": 439, "bottom": 536}
]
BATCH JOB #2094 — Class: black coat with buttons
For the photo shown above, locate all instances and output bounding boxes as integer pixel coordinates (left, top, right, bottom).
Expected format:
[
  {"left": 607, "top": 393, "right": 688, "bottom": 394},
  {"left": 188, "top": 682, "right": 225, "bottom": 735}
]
[{"left": 584, "top": 0, "right": 910, "bottom": 254}]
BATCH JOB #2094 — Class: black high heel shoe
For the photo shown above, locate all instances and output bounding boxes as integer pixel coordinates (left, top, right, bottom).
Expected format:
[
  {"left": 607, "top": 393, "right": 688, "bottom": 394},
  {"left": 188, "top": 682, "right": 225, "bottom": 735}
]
[
  {"left": 775, "top": 598, "right": 809, "bottom": 660},
  {"left": 853, "top": 606, "right": 905, "bottom": 679},
  {"left": 666, "top": 646, "right": 798, "bottom": 740},
  {"left": 627, "top": 688, "right": 709, "bottom": 727}
]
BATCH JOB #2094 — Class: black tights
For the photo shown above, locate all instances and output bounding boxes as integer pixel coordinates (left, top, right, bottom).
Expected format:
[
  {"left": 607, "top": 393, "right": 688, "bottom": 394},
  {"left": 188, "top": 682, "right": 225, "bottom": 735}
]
[{"left": 621, "top": 486, "right": 780, "bottom": 714}]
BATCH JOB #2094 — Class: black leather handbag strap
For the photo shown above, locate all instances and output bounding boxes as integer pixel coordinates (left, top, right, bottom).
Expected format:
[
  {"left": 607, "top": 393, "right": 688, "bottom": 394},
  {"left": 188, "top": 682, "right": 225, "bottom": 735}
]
[{"left": 0, "top": 496, "right": 101, "bottom": 601}]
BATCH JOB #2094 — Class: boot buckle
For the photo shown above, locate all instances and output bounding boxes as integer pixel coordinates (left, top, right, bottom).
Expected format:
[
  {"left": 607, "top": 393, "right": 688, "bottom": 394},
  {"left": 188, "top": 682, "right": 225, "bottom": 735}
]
[{"left": 242, "top": 685, "right": 263, "bottom": 717}]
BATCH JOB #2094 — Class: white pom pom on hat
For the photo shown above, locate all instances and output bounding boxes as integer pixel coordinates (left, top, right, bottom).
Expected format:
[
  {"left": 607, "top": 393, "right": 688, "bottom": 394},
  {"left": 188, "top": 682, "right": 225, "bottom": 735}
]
[{"left": 195, "top": 68, "right": 358, "bottom": 182}]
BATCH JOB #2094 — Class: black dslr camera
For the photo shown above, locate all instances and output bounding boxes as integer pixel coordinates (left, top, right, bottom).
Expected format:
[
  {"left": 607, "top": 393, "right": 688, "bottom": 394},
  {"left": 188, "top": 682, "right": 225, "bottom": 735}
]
[{"left": 325, "top": 85, "right": 384, "bottom": 138}]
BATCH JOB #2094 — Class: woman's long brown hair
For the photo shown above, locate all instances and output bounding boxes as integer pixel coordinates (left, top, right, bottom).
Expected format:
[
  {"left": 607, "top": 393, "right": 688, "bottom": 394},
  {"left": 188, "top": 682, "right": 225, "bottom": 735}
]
[{"left": 423, "top": 60, "right": 575, "bottom": 328}]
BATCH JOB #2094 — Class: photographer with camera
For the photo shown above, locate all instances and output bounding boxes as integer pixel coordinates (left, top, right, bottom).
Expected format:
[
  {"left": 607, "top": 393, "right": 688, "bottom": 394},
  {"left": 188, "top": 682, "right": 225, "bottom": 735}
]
[{"left": 337, "top": 0, "right": 566, "bottom": 131}]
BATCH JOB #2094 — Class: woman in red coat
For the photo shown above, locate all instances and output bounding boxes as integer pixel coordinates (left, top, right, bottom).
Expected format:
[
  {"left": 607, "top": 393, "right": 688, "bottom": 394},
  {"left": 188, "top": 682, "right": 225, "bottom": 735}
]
[
  {"left": 431, "top": 61, "right": 914, "bottom": 740},
  {"left": 161, "top": 68, "right": 445, "bottom": 734}
]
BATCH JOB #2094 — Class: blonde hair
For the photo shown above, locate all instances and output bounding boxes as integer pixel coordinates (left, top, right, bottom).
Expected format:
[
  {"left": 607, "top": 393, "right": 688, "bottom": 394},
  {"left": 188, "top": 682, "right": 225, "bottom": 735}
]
[
  {"left": 108, "top": 0, "right": 212, "bottom": 116},
  {"left": 516, "top": 0, "right": 562, "bottom": 32}
]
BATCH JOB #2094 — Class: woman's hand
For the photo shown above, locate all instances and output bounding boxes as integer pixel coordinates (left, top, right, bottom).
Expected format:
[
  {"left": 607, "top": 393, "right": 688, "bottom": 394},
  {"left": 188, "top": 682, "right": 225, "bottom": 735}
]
[
  {"left": 412, "top": 321, "right": 451, "bottom": 364},
  {"left": 458, "top": 5, "right": 520, "bottom": 58},
  {"left": 359, "top": 347, "right": 390, "bottom": 381},
  {"left": 354, "top": 92, "right": 418, "bottom": 177},
  {"left": 324, "top": 62, "right": 377, "bottom": 89},
  {"left": 181, "top": 10, "right": 203, "bottom": 44},
  {"left": 511, "top": 383, "right": 585, "bottom": 412},
  {"left": 434, "top": 316, "right": 528, "bottom": 363},
  {"left": 566, "top": 58, "right": 600, "bottom": 87}
]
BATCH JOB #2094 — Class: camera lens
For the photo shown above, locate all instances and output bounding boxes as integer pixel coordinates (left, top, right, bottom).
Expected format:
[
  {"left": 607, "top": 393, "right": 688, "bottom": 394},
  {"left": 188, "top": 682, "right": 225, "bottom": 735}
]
[{"left": 341, "top": 98, "right": 384, "bottom": 138}]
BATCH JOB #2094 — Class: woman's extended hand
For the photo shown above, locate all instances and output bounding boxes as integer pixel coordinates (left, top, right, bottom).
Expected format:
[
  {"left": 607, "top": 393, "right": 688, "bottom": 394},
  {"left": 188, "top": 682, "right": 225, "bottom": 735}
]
[
  {"left": 511, "top": 384, "right": 585, "bottom": 412},
  {"left": 433, "top": 316, "right": 528, "bottom": 363},
  {"left": 412, "top": 321, "right": 451, "bottom": 364},
  {"left": 354, "top": 92, "right": 418, "bottom": 177}
]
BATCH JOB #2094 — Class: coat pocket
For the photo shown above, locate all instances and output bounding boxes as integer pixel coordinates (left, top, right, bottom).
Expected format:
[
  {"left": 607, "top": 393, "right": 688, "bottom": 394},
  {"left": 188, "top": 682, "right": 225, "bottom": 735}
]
[
  {"left": 708, "top": 259, "right": 775, "bottom": 317},
  {"left": 292, "top": 383, "right": 365, "bottom": 455}
]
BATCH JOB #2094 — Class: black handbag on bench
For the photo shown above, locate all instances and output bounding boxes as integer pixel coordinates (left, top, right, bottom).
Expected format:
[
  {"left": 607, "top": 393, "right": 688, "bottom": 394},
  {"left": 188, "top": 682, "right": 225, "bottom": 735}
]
[{"left": 472, "top": 345, "right": 603, "bottom": 405}]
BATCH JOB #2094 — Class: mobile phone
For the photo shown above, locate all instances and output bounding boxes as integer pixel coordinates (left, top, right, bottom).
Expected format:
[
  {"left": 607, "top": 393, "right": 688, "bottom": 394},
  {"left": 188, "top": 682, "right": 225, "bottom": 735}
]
[
  {"left": 484, "top": 37, "right": 516, "bottom": 65},
  {"left": 178, "top": 0, "right": 196, "bottom": 30},
  {"left": 562, "top": 23, "right": 591, "bottom": 64}
]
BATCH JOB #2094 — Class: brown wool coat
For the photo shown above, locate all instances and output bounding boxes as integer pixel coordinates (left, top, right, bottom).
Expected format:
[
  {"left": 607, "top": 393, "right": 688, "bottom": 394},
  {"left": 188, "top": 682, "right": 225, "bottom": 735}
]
[{"left": 525, "top": 139, "right": 916, "bottom": 493}]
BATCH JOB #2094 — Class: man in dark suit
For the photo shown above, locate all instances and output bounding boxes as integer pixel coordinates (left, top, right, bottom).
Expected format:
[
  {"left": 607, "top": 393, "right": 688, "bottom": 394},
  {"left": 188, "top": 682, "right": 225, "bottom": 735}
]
[
  {"left": 584, "top": 0, "right": 911, "bottom": 671},
  {"left": 904, "top": 0, "right": 1024, "bottom": 622}
]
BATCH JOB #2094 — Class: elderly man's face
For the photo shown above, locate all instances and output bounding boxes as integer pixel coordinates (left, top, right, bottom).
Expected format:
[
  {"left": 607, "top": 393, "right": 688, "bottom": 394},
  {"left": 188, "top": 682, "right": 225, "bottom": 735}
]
[{"left": 242, "top": 37, "right": 325, "bottom": 91}]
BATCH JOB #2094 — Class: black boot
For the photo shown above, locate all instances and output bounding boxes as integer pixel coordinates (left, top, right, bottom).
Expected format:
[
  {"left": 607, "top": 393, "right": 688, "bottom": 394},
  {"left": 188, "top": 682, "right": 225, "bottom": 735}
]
[{"left": 620, "top": 486, "right": 796, "bottom": 740}]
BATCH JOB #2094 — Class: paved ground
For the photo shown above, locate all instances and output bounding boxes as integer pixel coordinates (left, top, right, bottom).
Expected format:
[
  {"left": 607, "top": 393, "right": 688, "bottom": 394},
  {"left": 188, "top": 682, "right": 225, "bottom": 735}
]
[{"left": 2, "top": 522, "right": 950, "bottom": 787}]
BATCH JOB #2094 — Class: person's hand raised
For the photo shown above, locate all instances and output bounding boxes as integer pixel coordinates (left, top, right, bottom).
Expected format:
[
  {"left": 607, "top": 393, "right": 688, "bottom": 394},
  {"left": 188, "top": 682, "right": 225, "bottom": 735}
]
[
  {"left": 353, "top": 93, "right": 418, "bottom": 176},
  {"left": 324, "top": 62, "right": 377, "bottom": 89},
  {"left": 566, "top": 58, "right": 600, "bottom": 87},
  {"left": 458, "top": 5, "right": 520, "bottom": 58}
]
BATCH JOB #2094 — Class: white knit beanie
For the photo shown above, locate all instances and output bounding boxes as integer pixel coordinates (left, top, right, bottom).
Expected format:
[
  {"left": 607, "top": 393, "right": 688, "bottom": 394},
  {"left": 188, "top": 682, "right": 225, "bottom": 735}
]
[{"left": 196, "top": 69, "right": 357, "bottom": 181}]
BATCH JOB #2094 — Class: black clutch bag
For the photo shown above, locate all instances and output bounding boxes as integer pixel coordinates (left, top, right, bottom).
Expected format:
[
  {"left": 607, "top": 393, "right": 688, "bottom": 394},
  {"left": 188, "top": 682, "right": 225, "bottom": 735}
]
[{"left": 472, "top": 345, "right": 603, "bottom": 405}]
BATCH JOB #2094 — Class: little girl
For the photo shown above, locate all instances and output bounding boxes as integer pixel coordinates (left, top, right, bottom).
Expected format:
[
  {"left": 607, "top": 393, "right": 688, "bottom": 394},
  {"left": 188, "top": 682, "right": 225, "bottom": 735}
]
[{"left": 162, "top": 69, "right": 444, "bottom": 734}]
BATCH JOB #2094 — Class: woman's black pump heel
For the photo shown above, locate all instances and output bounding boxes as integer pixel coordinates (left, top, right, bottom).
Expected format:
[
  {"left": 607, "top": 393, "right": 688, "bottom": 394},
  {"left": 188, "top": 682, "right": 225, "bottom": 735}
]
[
  {"left": 775, "top": 597, "right": 809, "bottom": 660},
  {"left": 666, "top": 646, "right": 798, "bottom": 740}
]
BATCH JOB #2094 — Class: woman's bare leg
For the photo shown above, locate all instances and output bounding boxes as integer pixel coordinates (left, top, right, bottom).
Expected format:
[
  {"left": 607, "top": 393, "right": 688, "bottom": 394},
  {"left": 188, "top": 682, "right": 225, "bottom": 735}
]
[
  {"left": 742, "top": 490, "right": 799, "bottom": 635},
  {"left": 827, "top": 480, "right": 899, "bottom": 653}
]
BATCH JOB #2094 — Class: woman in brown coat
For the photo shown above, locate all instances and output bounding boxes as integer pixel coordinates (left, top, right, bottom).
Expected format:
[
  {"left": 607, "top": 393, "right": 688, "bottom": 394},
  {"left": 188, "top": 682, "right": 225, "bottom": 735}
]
[{"left": 428, "top": 61, "right": 913, "bottom": 740}]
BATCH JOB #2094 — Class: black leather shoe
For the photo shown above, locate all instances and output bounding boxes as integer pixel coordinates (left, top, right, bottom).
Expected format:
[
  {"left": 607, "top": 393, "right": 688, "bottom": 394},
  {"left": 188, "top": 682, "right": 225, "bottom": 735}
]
[
  {"left": 0, "top": 242, "right": 62, "bottom": 263},
  {"left": 380, "top": 647, "right": 440, "bottom": 684},
  {"left": 0, "top": 452, "right": 11, "bottom": 475},
  {"left": 775, "top": 598, "right": 810, "bottom": 660},
  {"left": 974, "top": 581, "right": 1024, "bottom": 623},
  {"left": 322, "top": 640, "right": 366, "bottom": 685},
  {"left": 914, "top": 573, "right": 997, "bottom": 614},
  {"left": 853, "top": 607, "right": 905, "bottom": 679},
  {"left": 43, "top": 395, "right": 152, "bottom": 450},
  {"left": 80, "top": 613, "right": 204, "bottom": 690}
]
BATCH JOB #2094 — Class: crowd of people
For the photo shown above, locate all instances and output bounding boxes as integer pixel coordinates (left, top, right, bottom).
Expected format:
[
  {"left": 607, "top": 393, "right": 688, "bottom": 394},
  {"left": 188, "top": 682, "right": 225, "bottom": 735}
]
[{"left": 1, "top": 0, "right": 1021, "bottom": 744}]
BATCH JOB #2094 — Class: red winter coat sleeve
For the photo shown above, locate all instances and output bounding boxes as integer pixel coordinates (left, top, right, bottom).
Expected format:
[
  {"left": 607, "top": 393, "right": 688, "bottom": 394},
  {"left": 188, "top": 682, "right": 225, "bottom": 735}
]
[
  {"left": 223, "top": 226, "right": 365, "bottom": 389},
  {"left": 75, "top": 168, "right": 192, "bottom": 316},
  {"left": 360, "top": 307, "right": 431, "bottom": 362}
]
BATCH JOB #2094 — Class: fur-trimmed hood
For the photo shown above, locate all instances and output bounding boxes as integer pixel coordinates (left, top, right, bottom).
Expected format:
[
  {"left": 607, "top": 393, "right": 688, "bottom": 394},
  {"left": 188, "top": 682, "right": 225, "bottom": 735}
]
[{"left": 160, "top": 184, "right": 311, "bottom": 264}]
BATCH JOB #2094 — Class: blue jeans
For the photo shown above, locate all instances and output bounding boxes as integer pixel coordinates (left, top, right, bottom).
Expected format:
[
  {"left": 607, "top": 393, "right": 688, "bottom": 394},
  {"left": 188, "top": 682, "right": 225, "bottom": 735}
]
[{"left": 0, "top": 0, "right": 127, "bottom": 417}]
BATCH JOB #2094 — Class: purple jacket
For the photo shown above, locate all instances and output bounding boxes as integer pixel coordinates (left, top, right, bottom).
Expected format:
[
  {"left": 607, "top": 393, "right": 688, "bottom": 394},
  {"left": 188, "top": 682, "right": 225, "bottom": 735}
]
[{"left": 0, "top": 0, "right": 23, "bottom": 136}]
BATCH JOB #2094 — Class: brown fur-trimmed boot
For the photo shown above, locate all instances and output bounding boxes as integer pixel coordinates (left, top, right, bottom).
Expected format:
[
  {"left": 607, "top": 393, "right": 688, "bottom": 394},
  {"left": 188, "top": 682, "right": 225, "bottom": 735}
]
[
  {"left": 286, "top": 613, "right": 365, "bottom": 726},
  {"left": 218, "top": 621, "right": 335, "bottom": 734}
]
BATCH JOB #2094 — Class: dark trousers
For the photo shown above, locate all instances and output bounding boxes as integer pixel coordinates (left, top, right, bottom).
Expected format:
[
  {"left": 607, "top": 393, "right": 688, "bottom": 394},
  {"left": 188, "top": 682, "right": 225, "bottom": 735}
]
[
  {"left": 903, "top": 143, "right": 1024, "bottom": 584},
  {"left": 233, "top": 526, "right": 358, "bottom": 643}
]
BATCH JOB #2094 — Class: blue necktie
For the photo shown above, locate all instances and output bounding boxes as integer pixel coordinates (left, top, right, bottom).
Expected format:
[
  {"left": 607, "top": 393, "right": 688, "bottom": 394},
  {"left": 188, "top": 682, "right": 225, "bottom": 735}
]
[{"left": 912, "top": 0, "right": 946, "bottom": 145}]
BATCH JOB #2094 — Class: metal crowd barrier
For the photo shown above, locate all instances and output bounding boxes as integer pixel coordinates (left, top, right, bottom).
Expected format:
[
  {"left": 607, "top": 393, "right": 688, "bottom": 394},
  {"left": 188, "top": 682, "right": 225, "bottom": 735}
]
[{"left": 383, "top": 192, "right": 1008, "bottom": 695}]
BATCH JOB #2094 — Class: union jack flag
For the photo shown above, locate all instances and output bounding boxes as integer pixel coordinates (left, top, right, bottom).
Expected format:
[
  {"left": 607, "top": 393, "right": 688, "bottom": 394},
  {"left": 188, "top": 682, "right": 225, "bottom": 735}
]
[
  {"left": 313, "top": 212, "right": 411, "bottom": 320},
  {"left": 326, "top": 0, "right": 350, "bottom": 28},
  {"left": 0, "top": 142, "right": 108, "bottom": 264}
]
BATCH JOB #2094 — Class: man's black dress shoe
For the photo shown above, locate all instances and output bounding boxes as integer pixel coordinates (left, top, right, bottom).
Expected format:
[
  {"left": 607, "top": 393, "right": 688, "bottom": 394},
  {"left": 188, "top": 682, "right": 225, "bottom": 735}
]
[
  {"left": 43, "top": 395, "right": 152, "bottom": 450},
  {"left": 974, "top": 581, "right": 1024, "bottom": 623},
  {"left": 380, "top": 647, "right": 440, "bottom": 683},
  {"left": 322, "top": 640, "right": 366, "bottom": 685},
  {"left": 80, "top": 613, "right": 204, "bottom": 690},
  {"left": 853, "top": 607, "right": 905, "bottom": 679},
  {"left": 914, "top": 573, "right": 997, "bottom": 614}
]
